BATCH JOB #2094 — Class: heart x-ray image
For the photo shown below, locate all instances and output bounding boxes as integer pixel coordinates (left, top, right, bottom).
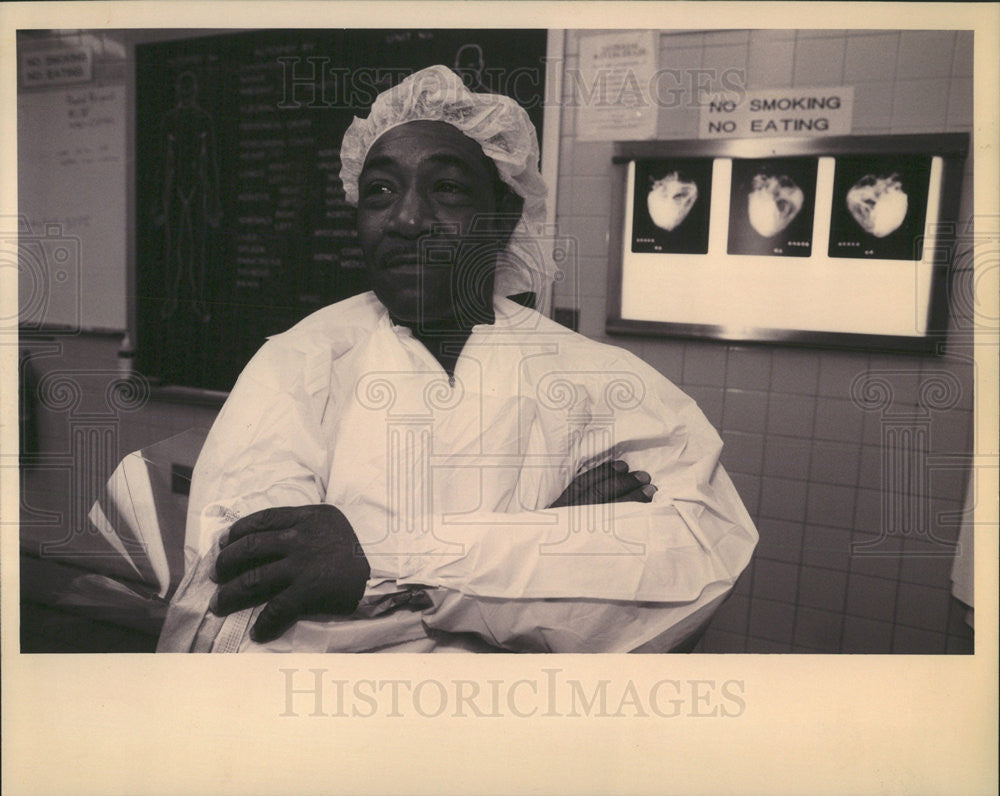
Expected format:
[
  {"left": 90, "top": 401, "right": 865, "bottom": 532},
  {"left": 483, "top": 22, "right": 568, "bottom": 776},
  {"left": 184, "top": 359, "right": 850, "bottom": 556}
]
[
  {"left": 727, "top": 158, "right": 818, "bottom": 257},
  {"left": 649, "top": 172, "right": 698, "bottom": 231},
  {"left": 631, "top": 159, "right": 713, "bottom": 254},
  {"left": 829, "top": 155, "right": 933, "bottom": 260},
  {"left": 846, "top": 174, "right": 909, "bottom": 238}
]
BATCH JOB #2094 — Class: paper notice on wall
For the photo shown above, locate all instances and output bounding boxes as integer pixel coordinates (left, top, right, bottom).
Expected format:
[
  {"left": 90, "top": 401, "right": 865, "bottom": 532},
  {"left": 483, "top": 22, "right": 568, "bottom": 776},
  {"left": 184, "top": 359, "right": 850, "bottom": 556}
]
[
  {"left": 700, "top": 86, "right": 854, "bottom": 139},
  {"left": 576, "top": 31, "right": 659, "bottom": 142}
]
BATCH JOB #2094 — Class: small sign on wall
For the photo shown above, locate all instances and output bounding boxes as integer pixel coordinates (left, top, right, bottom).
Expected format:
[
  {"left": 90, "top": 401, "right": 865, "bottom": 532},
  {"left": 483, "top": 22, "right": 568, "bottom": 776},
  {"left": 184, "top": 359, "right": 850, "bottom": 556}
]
[
  {"left": 20, "top": 46, "right": 93, "bottom": 88},
  {"left": 576, "top": 31, "right": 659, "bottom": 141},
  {"left": 699, "top": 86, "right": 854, "bottom": 139}
]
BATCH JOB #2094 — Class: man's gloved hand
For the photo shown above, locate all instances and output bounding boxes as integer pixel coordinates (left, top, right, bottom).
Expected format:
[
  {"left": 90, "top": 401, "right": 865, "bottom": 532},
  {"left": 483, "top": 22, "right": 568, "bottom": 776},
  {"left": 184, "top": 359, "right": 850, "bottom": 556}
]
[
  {"left": 549, "top": 460, "right": 657, "bottom": 508},
  {"left": 210, "top": 504, "right": 370, "bottom": 643}
]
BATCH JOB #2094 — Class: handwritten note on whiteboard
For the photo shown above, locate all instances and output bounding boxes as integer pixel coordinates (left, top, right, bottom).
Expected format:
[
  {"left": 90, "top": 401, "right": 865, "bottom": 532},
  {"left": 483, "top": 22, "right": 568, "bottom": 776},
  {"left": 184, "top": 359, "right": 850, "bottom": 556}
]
[{"left": 17, "top": 84, "right": 126, "bottom": 331}]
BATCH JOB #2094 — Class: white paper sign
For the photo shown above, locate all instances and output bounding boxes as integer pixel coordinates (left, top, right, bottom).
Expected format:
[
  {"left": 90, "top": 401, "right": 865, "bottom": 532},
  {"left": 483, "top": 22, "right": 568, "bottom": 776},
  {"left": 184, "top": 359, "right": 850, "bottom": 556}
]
[
  {"left": 576, "top": 31, "right": 659, "bottom": 141},
  {"left": 700, "top": 86, "right": 854, "bottom": 139},
  {"left": 20, "top": 46, "right": 93, "bottom": 88}
]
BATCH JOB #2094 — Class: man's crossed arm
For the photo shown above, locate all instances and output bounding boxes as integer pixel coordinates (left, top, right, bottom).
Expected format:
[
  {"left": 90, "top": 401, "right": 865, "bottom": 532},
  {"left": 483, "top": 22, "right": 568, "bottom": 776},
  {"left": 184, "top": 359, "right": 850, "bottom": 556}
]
[{"left": 209, "top": 460, "right": 656, "bottom": 643}]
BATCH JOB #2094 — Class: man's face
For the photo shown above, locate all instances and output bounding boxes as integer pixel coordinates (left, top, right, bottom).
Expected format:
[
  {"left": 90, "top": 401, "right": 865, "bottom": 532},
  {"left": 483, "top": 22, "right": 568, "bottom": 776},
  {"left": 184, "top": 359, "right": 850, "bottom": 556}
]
[{"left": 356, "top": 120, "right": 503, "bottom": 327}]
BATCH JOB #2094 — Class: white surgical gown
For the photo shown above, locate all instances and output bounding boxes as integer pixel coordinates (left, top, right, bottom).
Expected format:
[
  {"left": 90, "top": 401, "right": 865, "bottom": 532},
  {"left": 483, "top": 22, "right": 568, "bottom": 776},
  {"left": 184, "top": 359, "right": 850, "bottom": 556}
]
[{"left": 157, "top": 293, "right": 757, "bottom": 652}]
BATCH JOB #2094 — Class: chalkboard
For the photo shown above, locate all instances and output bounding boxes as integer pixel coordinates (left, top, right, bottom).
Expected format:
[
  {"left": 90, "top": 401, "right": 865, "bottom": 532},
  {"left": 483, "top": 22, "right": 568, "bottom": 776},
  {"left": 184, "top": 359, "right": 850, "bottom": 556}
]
[{"left": 135, "top": 29, "right": 549, "bottom": 392}]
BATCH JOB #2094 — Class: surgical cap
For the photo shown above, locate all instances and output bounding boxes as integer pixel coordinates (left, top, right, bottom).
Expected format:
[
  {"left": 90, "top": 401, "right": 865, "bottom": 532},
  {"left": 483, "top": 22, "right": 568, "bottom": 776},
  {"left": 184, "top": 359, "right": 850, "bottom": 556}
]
[{"left": 340, "top": 65, "right": 554, "bottom": 302}]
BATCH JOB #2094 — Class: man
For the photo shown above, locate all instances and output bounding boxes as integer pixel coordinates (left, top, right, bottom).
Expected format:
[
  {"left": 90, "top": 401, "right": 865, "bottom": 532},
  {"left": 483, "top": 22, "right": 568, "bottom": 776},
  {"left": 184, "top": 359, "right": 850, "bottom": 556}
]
[{"left": 158, "top": 66, "right": 757, "bottom": 653}]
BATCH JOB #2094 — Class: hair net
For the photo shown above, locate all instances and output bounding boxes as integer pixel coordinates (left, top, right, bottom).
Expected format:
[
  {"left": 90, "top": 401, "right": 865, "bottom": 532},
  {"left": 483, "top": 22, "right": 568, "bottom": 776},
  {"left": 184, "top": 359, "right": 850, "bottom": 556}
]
[{"left": 340, "top": 65, "right": 554, "bottom": 303}]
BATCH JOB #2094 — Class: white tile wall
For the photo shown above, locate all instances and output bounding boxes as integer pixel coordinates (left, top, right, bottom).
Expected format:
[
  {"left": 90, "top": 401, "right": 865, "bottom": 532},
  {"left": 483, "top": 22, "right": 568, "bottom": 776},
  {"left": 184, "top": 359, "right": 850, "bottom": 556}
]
[{"left": 556, "top": 29, "right": 976, "bottom": 654}]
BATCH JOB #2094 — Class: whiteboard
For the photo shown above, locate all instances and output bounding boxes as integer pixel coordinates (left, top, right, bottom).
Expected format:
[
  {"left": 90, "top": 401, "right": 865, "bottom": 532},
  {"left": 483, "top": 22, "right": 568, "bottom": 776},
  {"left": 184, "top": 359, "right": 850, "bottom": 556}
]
[{"left": 17, "top": 83, "right": 127, "bottom": 331}]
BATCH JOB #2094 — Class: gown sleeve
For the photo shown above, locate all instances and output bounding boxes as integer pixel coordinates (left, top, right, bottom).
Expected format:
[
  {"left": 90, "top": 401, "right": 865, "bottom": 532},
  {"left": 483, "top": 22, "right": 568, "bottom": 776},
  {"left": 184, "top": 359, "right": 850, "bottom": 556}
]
[
  {"left": 180, "top": 340, "right": 332, "bottom": 566},
  {"left": 157, "top": 336, "right": 334, "bottom": 651}
]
